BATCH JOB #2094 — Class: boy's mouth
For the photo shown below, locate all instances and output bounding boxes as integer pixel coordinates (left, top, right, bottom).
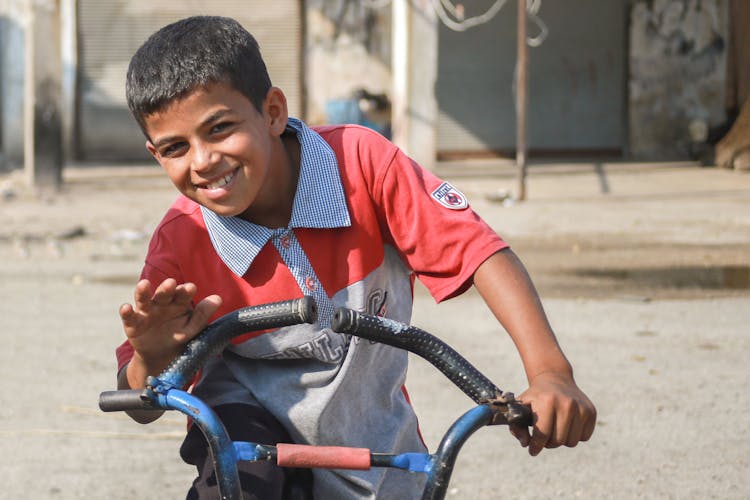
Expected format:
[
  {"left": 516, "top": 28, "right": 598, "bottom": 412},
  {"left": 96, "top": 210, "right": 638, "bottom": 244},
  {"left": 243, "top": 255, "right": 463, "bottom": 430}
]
[{"left": 198, "top": 168, "right": 238, "bottom": 190}]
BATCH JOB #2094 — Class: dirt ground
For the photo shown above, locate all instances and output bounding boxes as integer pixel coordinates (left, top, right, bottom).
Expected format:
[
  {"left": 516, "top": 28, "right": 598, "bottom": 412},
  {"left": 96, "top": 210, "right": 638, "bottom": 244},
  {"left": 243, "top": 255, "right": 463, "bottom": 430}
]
[{"left": 0, "top": 161, "right": 748, "bottom": 499}]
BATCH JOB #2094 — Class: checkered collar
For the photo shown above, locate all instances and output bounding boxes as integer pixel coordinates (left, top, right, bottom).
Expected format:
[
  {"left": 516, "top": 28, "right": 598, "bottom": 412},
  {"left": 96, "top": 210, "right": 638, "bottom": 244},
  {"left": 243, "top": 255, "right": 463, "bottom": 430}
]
[{"left": 200, "top": 117, "right": 351, "bottom": 277}]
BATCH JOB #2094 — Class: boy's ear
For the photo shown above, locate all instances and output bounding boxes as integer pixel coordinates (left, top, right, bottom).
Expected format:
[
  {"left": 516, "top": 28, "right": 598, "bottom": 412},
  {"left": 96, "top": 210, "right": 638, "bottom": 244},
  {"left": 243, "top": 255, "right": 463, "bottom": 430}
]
[
  {"left": 145, "top": 140, "right": 160, "bottom": 161},
  {"left": 263, "top": 87, "right": 289, "bottom": 136}
]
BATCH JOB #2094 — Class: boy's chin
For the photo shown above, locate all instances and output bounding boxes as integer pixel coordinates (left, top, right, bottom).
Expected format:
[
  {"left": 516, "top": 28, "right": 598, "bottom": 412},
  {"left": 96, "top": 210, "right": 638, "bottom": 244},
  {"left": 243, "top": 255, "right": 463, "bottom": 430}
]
[
  {"left": 206, "top": 205, "right": 246, "bottom": 218},
  {"left": 191, "top": 197, "right": 245, "bottom": 218}
]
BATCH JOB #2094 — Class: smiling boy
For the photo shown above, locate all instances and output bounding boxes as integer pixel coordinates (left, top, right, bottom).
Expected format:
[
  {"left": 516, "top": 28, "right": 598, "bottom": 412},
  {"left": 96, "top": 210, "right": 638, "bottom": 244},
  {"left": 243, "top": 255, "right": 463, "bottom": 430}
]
[{"left": 115, "top": 16, "right": 595, "bottom": 499}]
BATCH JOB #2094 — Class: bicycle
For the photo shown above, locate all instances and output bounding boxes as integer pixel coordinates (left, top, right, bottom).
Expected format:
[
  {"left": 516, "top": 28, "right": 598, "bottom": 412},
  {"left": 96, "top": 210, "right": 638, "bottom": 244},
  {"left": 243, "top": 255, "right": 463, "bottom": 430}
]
[{"left": 100, "top": 297, "right": 532, "bottom": 500}]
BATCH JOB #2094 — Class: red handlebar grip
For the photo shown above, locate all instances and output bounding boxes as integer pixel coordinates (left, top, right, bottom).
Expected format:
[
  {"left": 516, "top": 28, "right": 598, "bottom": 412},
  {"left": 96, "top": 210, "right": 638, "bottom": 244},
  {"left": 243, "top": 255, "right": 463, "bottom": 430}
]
[{"left": 276, "top": 443, "right": 371, "bottom": 470}]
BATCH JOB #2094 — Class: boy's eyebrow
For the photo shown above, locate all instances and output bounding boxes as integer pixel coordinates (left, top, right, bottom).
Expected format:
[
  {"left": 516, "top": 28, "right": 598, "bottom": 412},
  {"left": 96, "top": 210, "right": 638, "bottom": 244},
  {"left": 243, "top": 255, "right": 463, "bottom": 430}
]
[
  {"left": 150, "top": 110, "right": 232, "bottom": 149},
  {"left": 200, "top": 109, "right": 232, "bottom": 126},
  {"left": 151, "top": 135, "right": 181, "bottom": 150}
]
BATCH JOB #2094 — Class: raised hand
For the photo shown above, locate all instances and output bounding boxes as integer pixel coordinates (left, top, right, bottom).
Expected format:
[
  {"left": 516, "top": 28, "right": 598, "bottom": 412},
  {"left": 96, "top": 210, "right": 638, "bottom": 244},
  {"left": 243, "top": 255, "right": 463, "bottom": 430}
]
[{"left": 119, "top": 278, "right": 222, "bottom": 387}]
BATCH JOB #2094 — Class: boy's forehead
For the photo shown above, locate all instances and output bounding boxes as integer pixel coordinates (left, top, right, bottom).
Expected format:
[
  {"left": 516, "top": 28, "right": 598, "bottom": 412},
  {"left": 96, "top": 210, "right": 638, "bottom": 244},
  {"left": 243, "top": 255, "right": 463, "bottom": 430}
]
[{"left": 143, "top": 83, "right": 257, "bottom": 135}]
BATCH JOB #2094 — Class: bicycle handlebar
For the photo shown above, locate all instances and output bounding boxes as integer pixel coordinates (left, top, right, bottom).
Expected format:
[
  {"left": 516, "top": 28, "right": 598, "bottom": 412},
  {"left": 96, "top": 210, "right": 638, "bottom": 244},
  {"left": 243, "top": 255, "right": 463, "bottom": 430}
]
[
  {"left": 332, "top": 307, "right": 503, "bottom": 403},
  {"left": 99, "top": 388, "right": 152, "bottom": 412},
  {"left": 331, "top": 307, "right": 533, "bottom": 427},
  {"left": 161, "top": 297, "right": 317, "bottom": 387},
  {"left": 100, "top": 299, "right": 532, "bottom": 500},
  {"left": 100, "top": 299, "right": 532, "bottom": 430}
]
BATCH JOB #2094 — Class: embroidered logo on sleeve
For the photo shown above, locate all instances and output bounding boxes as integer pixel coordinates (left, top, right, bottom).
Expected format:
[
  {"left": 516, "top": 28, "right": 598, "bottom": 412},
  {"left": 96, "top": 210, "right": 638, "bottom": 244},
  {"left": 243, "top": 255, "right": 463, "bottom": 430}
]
[{"left": 431, "top": 182, "right": 468, "bottom": 210}]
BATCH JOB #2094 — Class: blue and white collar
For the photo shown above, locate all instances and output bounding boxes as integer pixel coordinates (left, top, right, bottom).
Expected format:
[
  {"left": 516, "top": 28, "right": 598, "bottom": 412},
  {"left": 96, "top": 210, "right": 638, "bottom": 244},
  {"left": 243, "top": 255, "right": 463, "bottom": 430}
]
[{"left": 201, "top": 117, "right": 351, "bottom": 277}]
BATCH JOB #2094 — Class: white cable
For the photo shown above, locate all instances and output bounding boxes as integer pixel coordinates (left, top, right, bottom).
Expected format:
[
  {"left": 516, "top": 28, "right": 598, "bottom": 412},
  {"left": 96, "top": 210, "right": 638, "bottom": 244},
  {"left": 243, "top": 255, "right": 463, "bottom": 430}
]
[
  {"left": 432, "top": 0, "right": 547, "bottom": 47},
  {"left": 439, "top": 0, "right": 463, "bottom": 19},
  {"left": 432, "top": 0, "right": 510, "bottom": 32},
  {"left": 362, "top": 0, "right": 547, "bottom": 45},
  {"left": 527, "top": 10, "right": 548, "bottom": 47},
  {"left": 527, "top": 0, "right": 541, "bottom": 14}
]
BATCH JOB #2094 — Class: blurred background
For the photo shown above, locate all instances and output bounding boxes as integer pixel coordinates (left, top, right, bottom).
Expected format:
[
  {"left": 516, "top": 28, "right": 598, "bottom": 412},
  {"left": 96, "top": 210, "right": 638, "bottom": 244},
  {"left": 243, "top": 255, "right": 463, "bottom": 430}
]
[
  {"left": 1, "top": 2, "right": 748, "bottom": 499},
  {"left": 3, "top": 0, "right": 750, "bottom": 181}
]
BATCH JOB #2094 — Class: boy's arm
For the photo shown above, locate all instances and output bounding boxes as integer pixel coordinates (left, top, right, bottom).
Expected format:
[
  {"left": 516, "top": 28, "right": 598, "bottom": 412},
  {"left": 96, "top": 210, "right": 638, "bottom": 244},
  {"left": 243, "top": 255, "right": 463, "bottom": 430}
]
[
  {"left": 472, "top": 248, "right": 596, "bottom": 456},
  {"left": 117, "top": 278, "right": 222, "bottom": 424}
]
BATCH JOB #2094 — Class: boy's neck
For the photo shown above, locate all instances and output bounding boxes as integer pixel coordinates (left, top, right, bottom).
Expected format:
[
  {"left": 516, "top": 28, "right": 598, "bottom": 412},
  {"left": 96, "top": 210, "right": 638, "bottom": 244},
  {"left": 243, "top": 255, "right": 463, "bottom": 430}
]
[{"left": 238, "top": 132, "right": 300, "bottom": 228}]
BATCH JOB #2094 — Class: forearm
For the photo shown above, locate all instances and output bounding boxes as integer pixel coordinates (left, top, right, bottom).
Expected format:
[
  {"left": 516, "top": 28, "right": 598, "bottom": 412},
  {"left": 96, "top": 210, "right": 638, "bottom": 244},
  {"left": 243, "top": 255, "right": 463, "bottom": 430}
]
[
  {"left": 474, "top": 249, "right": 596, "bottom": 454},
  {"left": 472, "top": 248, "right": 573, "bottom": 383}
]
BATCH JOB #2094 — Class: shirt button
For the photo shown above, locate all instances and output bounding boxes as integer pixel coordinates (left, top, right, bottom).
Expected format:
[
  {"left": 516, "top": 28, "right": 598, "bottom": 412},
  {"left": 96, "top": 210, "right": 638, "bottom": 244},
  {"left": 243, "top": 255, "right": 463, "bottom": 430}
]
[
  {"left": 280, "top": 234, "right": 291, "bottom": 249},
  {"left": 305, "top": 276, "right": 317, "bottom": 291}
]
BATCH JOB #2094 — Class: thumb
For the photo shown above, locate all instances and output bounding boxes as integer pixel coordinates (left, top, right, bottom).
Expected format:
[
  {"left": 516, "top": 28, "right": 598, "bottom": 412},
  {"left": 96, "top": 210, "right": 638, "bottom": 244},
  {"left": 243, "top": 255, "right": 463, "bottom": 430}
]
[{"left": 174, "top": 295, "right": 223, "bottom": 343}]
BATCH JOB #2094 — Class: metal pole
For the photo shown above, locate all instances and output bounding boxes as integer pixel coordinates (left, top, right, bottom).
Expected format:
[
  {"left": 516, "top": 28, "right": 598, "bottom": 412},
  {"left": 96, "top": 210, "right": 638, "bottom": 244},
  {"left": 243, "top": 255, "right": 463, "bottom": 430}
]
[{"left": 516, "top": 0, "right": 528, "bottom": 201}]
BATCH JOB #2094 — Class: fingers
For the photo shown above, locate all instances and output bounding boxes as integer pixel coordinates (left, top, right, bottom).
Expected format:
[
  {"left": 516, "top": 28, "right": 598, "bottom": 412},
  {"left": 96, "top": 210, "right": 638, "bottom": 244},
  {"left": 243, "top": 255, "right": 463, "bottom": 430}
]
[
  {"left": 151, "top": 278, "right": 179, "bottom": 305},
  {"left": 509, "top": 423, "right": 531, "bottom": 448},
  {"left": 173, "top": 282, "right": 197, "bottom": 306},
  {"left": 172, "top": 294, "right": 223, "bottom": 343},
  {"left": 133, "top": 279, "right": 154, "bottom": 311},
  {"left": 528, "top": 409, "right": 553, "bottom": 456},
  {"left": 552, "top": 400, "right": 575, "bottom": 448},
  {"left": 119, "top": 302, "right": 138, "bottom": 330},
  {"left": 121, "top": 279, "right": 206, "bottom": 342},
  {"left": 191, "top": 294, "right": 223, "bottom": 326},
  {"left": 581, "top": 408, "right": 596, "bottom": 442},
  {"left": 516, "top": 389, "right": 596, "bottom": 456},
  {"left": 129, "top": 279, "right": 197, "bottom": 311},
  {"left": 565, "top": 409, "right": 585, "bottom": 447}
]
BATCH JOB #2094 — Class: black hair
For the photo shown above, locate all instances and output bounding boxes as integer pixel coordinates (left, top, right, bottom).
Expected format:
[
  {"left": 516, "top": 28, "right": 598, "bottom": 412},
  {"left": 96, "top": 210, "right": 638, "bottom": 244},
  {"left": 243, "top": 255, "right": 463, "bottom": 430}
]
[{"left": 126, "top": 16, "right": 271, "bottom": 134}]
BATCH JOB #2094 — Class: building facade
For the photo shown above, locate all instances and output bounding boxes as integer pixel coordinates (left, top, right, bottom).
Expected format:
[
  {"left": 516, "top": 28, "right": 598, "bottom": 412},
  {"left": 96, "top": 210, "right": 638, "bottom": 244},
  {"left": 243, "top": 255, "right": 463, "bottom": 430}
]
[{"left": 0, "top": 0, "right": 731, "bottom": 173}]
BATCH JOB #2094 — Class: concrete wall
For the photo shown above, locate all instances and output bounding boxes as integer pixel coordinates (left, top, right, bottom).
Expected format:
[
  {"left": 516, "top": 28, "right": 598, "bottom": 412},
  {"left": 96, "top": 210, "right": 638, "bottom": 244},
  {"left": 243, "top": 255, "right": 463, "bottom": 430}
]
[
  {"left": 629, "top": 0, "right": 728, "bottom": 159},
  {"left": 304, "top": 0, "right": 393, "bottom": 125},
  {"left": 305, "top": 0, "right": 437, "bottom": 169},
  {"left": 392, "top": 0, "right": 437, "bottom": 170},
  {"left": 0, "top": 0, "right": 26, "bottom": 170}
]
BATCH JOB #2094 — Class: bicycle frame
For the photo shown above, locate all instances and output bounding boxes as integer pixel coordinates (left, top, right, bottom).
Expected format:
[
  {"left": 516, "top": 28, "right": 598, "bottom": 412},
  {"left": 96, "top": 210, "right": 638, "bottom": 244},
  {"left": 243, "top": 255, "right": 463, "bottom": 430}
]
[{"left": 100, "top": 299, "right": 531, "bottom": 500}]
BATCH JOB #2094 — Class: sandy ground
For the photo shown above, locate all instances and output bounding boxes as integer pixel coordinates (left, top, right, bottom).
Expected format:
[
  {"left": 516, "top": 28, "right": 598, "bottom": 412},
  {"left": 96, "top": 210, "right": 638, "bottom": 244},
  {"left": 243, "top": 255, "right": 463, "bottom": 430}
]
[{"left": 0, "top": 161, "right": 748, "bottom": 499}]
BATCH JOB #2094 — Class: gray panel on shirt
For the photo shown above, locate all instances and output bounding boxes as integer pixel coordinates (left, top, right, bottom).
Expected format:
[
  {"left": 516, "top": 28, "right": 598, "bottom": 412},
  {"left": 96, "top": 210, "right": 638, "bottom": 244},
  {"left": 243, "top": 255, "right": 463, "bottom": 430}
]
[{"left": 195, "top": 246, "right": 426, "bottom": 498}]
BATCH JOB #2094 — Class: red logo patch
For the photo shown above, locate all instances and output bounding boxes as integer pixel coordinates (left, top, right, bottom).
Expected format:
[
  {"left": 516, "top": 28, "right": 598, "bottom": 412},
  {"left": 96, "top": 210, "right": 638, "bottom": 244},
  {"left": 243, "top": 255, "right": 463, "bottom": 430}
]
[{"left": 431, "top": 182, "right": 468, "bottom": 210}]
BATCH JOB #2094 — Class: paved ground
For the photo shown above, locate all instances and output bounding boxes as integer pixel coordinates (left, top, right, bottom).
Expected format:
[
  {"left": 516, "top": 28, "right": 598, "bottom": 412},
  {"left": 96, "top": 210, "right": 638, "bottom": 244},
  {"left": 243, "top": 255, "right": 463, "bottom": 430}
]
[{"left": 0, "top": 160, "right": 748, "bottom": 499}]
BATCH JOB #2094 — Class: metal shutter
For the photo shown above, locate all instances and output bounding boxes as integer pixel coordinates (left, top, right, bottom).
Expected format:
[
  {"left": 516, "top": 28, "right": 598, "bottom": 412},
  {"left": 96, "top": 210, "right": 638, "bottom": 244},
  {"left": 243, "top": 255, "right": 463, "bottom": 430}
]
[
  {"left": 436, "top": 0, "right": 626, "bottom": 157},
  {"left": 76, "top": 0, "right": 302, "bottom": 161}
]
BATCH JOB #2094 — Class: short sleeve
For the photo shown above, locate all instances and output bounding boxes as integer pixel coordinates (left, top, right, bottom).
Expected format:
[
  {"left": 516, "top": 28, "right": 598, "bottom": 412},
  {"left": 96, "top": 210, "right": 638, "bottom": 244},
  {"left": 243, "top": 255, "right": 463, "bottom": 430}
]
[{"left": 373, "top": 148, "right": 508, "bottom": 302}]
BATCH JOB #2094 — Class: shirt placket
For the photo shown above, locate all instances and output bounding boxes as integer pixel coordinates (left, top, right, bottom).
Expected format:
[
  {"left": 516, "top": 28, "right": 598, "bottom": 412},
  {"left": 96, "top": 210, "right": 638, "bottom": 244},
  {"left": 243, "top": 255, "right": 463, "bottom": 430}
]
[{"left": 272, "top": 228, "right": 334, "bottom": 327}]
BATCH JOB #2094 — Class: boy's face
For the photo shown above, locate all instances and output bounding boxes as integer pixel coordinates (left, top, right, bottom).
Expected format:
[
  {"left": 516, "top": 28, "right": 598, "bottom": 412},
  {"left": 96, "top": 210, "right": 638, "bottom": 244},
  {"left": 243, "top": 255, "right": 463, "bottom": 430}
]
[{"left": 144, "top": 82, "right": 294, "bottom": 225}]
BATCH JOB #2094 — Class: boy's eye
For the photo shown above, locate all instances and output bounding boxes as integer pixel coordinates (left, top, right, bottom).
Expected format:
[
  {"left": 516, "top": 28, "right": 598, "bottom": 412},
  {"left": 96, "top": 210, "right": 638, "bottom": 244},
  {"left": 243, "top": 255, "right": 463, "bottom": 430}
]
[
  {"left": 161, "top": 142, "right": 187, "bottom": 157},
  {"left": 210, "top": 122, "right": 232, "bottom": 134}
]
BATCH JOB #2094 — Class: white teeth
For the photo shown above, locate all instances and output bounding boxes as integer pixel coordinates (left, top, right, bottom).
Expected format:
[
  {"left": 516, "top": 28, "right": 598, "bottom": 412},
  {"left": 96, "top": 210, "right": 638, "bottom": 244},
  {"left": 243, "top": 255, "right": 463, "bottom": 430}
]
[{"left": 205, "top": 172, "right": 234, "bottom": 190}]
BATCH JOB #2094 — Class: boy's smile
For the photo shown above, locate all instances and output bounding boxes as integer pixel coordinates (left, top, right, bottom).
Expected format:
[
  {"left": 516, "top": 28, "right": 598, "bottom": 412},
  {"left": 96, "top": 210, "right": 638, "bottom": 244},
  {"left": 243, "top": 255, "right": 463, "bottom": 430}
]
[
  {"left": 144, "top": 82, "right": 298, "bottom": 227},
  {"left": 195, "top": 165, "right": 241, "bottom": 201}
]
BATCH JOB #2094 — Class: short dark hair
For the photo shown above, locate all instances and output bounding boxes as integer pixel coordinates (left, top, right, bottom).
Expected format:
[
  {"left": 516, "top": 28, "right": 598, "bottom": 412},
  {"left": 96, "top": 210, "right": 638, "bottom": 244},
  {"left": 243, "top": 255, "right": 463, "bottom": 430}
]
[{"left": 126, "top": 16, "right": 271, "bottom": 134}]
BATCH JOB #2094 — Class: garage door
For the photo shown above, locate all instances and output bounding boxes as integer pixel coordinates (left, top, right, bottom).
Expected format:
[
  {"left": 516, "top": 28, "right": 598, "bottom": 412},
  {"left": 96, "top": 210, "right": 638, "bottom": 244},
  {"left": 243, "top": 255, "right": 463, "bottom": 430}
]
[
  {"left": 76, "top": 1, "right": 302, "bottom": 161},
  {"left": 437, "top": 0, "right": 627, "bottom": 158}
]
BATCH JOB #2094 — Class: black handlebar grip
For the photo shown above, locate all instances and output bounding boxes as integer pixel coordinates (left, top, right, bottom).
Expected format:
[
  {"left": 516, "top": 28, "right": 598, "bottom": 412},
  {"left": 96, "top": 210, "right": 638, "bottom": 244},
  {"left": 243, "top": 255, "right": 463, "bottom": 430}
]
[
  {"left": 99, "top": 389, "right": 154, "bottom": 412},
  {"left": 160, "top": 297, "right": 318, "bottom": 387},
  {"left": 331, "top": 308, "right": 503, "bottom": 404}
]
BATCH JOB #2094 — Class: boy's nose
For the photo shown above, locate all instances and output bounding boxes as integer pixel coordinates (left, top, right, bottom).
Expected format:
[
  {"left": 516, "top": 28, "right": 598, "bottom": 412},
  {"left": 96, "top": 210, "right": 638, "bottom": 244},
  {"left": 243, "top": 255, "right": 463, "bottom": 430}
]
[{"left": 191, "top": 143, "right": 221, "bottom": 172}]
